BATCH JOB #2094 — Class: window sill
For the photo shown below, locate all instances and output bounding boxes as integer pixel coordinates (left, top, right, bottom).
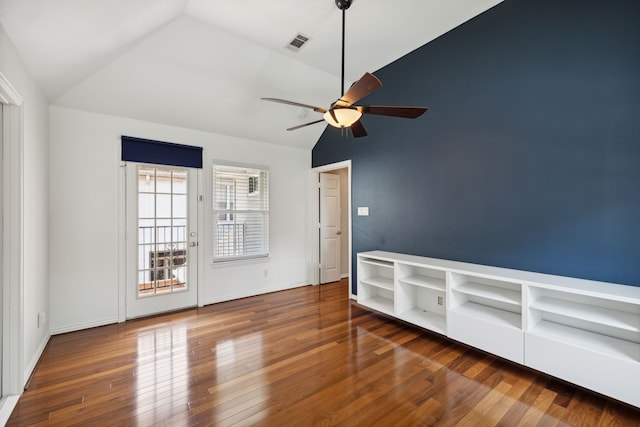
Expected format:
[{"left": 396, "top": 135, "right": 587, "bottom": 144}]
[{"left": 210, "top": 256, "right": 270, "bottom": 268}]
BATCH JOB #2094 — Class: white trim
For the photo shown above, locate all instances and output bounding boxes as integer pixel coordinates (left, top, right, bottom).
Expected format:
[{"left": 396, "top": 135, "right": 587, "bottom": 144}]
[
  {"left": 310, "top": 160, "right": 352, "bottom": 294},
  {"left": 1, "top": 72, "right": 24, "bottom": 405},
  {"left": 0, "top": 72, "right": 22, "bottom": 106},
  {"left": 117, "top": 143, "right": 126, "bottom": 323},
  {"left": 23, "top": 333, "right": 49, "bottom": 386},
  {"left": 50, "top": 317, "right": 120, "bottom": 335},
  {"left": 212, "top": 159, "right": 270, "bottom": 171},
  {"left": 210, "top": 256, "right": 270, "bottom": 267},
  {"left": 0, "top": 102, "right": 3, "bottom": 403},
  {"left": 196, "top": 169, "right": 205, "bottom": 308},
  {"left": 0, "top": 395, "right": 20, "bottom": 426},
  {"left": 204, "top": 281, "right": 309, "bottom": 306}
]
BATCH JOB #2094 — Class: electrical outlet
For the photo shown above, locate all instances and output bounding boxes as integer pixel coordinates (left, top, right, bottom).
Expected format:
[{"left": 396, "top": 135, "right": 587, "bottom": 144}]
[
  {"left": 357, "top": 206, "right": 369, "bottom": 216},
  {"left": 38, "top": 312, "right": 47, "bottom": 328}
]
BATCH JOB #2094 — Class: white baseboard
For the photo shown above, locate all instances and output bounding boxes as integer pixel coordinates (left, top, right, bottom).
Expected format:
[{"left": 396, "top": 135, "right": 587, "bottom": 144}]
[
  {"left": 23, "top": 332, "right": 51, "bottom": 387},
  {"left": 50, "top": 316, "right": 120, "bottom": 335},
  {"left": 203, "top": 281, "right": 308, "bottom": 306},
  {"left": 0, "top": 395, "right": 20, "bottom": 426}
]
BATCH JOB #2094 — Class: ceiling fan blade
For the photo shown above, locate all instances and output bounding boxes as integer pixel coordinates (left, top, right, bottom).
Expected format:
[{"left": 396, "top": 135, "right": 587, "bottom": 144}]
[
  {"left": 261, "top": 98, "right": 327, "bottom": 114},
  {"left": 350, "top": 120, "right": 367, "bottom": 138},
  {"left": 286, "top": 119, "right": 326, "bottom": 131},
  {"left": 359, "top": 105, "right": 428, "bottom": 118},
  {"left": 334, "top": 72, "right": 382, "bottom": 107},
  {"left": 329, "top": 109, "right": 339, "bottom": 125}
]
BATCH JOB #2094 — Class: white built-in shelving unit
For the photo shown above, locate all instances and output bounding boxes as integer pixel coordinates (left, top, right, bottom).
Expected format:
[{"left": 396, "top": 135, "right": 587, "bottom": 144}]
[{"left": 357, "top": 250, "right": 640, "bottom": 408}]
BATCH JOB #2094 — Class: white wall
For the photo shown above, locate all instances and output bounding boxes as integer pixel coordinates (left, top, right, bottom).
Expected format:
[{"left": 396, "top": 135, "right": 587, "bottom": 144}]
[
  {"left": 0, "top": 23, "right": 50, "bottom": 385},
  {"left": 49, "top": 106, "right": 311, "bottom": 333}
]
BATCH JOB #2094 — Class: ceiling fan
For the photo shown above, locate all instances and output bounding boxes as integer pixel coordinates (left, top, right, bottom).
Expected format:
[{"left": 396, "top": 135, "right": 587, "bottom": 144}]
[{"left": 262, "top": 0, "right": 428, "bottom": 138}]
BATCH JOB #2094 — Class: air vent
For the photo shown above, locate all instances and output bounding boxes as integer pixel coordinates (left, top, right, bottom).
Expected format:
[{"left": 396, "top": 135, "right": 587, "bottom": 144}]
[{"left": 285, "top": 33, "right": 311, "bottom": 52}]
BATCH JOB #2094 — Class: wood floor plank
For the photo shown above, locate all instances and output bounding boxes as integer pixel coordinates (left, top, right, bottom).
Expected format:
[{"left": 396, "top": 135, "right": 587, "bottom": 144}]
[
  {"left": 7, "top": 279, "right": 640, "bottom": 426},
  {"left": 515, "top": 387, "right": 559, "bottom": 427}
]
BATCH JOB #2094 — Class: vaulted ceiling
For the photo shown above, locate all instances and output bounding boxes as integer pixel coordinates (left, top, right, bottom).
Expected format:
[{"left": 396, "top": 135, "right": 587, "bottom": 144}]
[{"left": 0, "top": 0, "right": 502, "bottom": 149}]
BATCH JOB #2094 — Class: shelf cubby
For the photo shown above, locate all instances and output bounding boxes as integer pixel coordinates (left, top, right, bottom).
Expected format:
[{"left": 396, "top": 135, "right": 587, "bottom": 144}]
[
  {"left": 448, "top": 272, "right": 522, "bottom": 327},
  {"left": 453, "top": 301, "right": 521, "bottom": 330},
  {"left": 357, "top": 255, "right": 395, "bottom": 316},
  {"left": 447, "top": 272, "right": 524, "bottom": 363},
  {"left": 396, "top": 262, "right": 447, "bottom": 334},
  {"left": 526, "top": 286, "right": 640, "bottom": 362},
  {"left": 528, "top": 320, "right": 639, "bottom": 362},
  {"left": 525, "top": 284, "right": 640, "bottom": 407}
]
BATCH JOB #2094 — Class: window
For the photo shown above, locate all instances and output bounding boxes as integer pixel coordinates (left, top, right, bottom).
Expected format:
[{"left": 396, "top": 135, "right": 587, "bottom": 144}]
[
  {"left": 213, "top": 163, "right": 269, "bottom": 261},
  {"left": 248, "top": 176, "right": 259, "bottom": 195}
]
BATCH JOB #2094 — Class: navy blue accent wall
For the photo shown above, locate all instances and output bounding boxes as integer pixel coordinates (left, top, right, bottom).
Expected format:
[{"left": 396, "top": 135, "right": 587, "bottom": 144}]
[
  {"left": 122, "top": 136, "right": 203, "bottom": 168},
  {"left": 312, "top": 0, "right": 640, "bottom": 291}
]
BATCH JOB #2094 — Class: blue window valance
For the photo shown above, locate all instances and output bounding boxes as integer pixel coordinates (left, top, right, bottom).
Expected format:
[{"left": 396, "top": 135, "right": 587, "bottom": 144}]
[{"left": 121, "top": 136, "right": 203, "bottom": 168}]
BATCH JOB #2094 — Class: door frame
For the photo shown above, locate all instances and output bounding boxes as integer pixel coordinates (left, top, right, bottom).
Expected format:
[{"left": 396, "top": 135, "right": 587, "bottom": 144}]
[
  {"left": 310, "top": 160, "right": 354, "bottom": 299},
  {"left": 118, "top": 159, "right": 205, "bottom": 322},
  {"left": 0, "top": 72, "right": 24, "bottom": 421}
]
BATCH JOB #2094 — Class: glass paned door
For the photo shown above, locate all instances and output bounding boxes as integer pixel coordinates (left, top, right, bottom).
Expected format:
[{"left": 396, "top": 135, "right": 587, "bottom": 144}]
[{"left": 126, "top": 164, "right": 198, "bottom": 318}]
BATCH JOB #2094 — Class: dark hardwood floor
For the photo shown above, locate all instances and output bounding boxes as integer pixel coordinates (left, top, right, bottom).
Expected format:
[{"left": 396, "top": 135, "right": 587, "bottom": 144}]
[{"left": 8, "top": 279, "right": 640, "bottom": 426}]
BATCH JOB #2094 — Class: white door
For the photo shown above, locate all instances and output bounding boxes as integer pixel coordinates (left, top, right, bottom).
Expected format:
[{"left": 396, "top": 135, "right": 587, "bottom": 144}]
[
  {"left": 125, "top": 163, "right": 199, "bottom": 318},
  {"left": 320, "top": 172, "right": 341, "bottom": 284}
]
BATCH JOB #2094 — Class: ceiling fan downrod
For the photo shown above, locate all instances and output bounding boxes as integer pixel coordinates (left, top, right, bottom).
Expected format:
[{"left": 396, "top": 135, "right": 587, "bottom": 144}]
[{"left": 335, "top": 0, "right": 352, "bottom": 97}]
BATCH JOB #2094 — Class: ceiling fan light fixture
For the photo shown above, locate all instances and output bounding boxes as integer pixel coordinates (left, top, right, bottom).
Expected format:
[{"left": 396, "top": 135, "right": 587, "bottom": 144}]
[
  {"left": 262, "top": 0, "right": 427, "bottom": 137},
  {"left": 323, "top": 108, "right": 362, "bottom": 128}
]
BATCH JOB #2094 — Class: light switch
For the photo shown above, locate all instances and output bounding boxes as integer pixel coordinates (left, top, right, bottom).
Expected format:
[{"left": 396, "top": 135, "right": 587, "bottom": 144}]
[{"left": 357, "top": 206, "right": 369, "bottom": 216}]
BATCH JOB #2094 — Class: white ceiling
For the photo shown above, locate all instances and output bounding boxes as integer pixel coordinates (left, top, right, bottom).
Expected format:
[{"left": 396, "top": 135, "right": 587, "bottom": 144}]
[{"left": 0, "top": 0, "right": 502, "bottom": 149}]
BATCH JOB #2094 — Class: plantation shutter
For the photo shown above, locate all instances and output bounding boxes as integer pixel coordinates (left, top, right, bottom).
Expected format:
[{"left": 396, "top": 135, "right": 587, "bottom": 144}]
[{"left": 212, "top": 163, "right": 269, "bottom": 261}]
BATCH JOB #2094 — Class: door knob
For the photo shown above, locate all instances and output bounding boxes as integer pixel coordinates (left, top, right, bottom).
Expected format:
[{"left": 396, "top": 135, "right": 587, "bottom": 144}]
[
  {"left": 189, "top": 242, "right": 198, "bottom": 247},
  {"left": 336, "top": 231, "right": 342, "bottom": 235}
]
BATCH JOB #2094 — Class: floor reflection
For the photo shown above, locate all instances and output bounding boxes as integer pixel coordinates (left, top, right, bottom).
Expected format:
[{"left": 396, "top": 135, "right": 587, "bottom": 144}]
[
  {"left": 210, "top": 333, "right": 267, "bottom": 425},
  {"left": 134, "top": 324, "right": 188, "bottom": 424}
]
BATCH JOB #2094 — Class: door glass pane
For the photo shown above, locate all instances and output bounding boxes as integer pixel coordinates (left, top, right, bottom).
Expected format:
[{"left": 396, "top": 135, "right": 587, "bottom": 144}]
[
  {"left": 173, "top": 170, "right": 188, "bottom": 194},
  {"left": 156, "top": 195, "right": 172, "bottom": 218},
  {"left": 138, "top": 167, "right": 155, "bottom": 192},
  {"left": 138, "top": 193, "right": 155, "bottom": 218},
  {"left": 173, "top": 194, "right": 187, "bottom": 218},
  {"left": 137, "top": 166, "right": 189, "bottom": 297}
]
